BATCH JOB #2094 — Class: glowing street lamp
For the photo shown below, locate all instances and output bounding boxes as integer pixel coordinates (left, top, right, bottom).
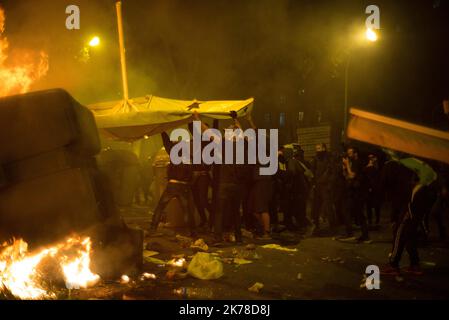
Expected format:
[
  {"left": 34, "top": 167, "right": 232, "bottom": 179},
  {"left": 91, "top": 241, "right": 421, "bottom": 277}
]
[
  {"left": 365, "top": 28, "right": 378, "bottom": 42},
  {"left": 89, "top": 36, "right": 100, "bottom": 47}
]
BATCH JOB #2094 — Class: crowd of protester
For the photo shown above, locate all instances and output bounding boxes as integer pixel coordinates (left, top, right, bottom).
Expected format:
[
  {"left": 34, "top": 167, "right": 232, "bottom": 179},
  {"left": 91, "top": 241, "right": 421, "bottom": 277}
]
[{"left": 146, "top": 111, "right": 449, "bottom": 273}]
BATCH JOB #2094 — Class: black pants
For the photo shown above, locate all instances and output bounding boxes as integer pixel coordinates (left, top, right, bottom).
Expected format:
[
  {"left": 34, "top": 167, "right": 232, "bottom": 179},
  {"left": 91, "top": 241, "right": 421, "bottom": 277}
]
[
  {"left": 312, "top": 186, "right": 333, "bottom": 229},
  {"left": 390, "top": 185, "right": 435, "bottom": 268},
  {"left": 366, "top": 193, "right": 381, "bottom": 225},
  {"left": 241, "top": 182, "right": 256, "bottom": 230},
  {"left": 215, "top": 183, "right": 242, "bottom": 241},
  {"left": 344, "top": 189, "right": 368, "bottom": 238},
  {"left": 269, "top": 183, "right": 283, "bottom": 226},
  {"left": 390, "top": 210, "right": 420, "bottom": 267},
  {"left": 191, "top": 173, "right": 211, "bottom": 225},
  {"left": 150, "top": 181, "right": 195, "bottom": 233}
]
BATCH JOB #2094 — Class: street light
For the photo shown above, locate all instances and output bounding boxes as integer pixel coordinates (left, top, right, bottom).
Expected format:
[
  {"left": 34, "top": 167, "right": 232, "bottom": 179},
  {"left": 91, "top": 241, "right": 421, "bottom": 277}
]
[
  {"left": 79, "top": 36, "right": 101, "bottom": 63},
  {"left": 342, "top": 28, "right": 378, "bottom": 140},
  {"left": 89, "top": 36, "right": 100, "bottom": 47},
  {"left": 365, "top": 28, "right": 378, "bottom": 42}
]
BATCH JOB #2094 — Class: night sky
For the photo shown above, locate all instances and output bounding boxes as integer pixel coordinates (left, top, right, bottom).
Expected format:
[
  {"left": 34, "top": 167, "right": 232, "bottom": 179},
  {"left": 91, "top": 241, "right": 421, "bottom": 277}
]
[{"left": 1, "top": 0, "right": 448, "bottom": 130}]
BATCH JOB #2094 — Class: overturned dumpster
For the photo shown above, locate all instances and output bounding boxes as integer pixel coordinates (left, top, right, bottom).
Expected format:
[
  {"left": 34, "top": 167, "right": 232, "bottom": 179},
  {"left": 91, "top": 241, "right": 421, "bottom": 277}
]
[{"left": 0, "top": 89, "right": 142, "bottom": 283}]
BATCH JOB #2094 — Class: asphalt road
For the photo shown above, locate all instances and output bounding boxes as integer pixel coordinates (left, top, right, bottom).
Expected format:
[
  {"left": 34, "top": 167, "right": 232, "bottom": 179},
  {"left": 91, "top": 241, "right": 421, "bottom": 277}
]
[{"left": 71, "top": 211, "right": 449, "bottom": 300}]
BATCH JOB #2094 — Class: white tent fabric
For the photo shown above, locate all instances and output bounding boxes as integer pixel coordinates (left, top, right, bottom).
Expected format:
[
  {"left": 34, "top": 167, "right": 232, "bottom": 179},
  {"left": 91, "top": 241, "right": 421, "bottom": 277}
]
[
  {"left": 87, "top": 95, "right": 254, "bottom": 141},
  {"left": 347, "top": 108, "right": 449, "bottom": 164}
]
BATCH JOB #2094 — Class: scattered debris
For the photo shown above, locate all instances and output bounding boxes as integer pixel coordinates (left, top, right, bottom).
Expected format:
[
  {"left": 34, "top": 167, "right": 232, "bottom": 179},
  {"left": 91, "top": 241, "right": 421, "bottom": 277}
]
[
  {"left": 422, "top": 261, "right": 436, "bottom": 267},
  {"left": 167, "top": 257, "right": 187, "bottom": 269},
  {"left": 248, "top": 282, "right": 264, "bottom": 293},
  {"left": 245, "top": 244, "right": 256, "bottom": 250},
  {"left": 176, "top": 234, "right": 193, "bottom": 248},
  {"left": 190, "top": 239, "right": 209, "bottom": 252},
  {"left": 252, "top": 252, "right": 262, "bottom": 260},
  {"left": 233, "top": 258, "right": 253, "bottom": 265},
  {"left": 166, "top": 270, "right": 188, "bottom": 280},
  {"left": 360, "top": 274, "right": 381, "bottom": 288},
  {"left": 174, "top": 287, "right": 214, "bottom": 299},
  {"left": 261, "top": 244, "right": 298, "bottom": 252},
  {"left": 321, "top": 256, "right": 344, "bottom": 263},
  {"left": 221, "top": 258, "right": 234, "bottom": 264},
  {"left": 140, "top": 273, "right": 156, "bottom": 281},
  {"left": 144, "top": 256, "right": 166, "bottom": 265},
  {"left": 120, "top": 275, "right": 130, "bottom": 284},
  {"left": 187, "top": 252, "right": 224, "bottom": 280},
  {"left": 143, "top": 250, "right": 159, "bottom": 258}
]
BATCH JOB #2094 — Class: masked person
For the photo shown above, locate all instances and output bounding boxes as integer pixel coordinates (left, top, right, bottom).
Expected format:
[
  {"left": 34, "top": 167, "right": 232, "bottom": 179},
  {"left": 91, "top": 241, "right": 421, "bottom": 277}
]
[
  {"left": 311, "top": 143, "right": 333, "bottom": 234},
  {"left": 149, "top": 127, "right": 196, "bottom": 237},
  {"left": 188, "top": 113, "right": 213, "bottom": 229},
  {"left": 212, "top": 112, "right": 246, "bottom": 245},
  {"left": 340, "top": 146, "right": 370, "bottom": 243},
  {"left": 246, "top": 113, "right": 273, "bottom": 240},
  {"left": 284, "top": 145, "right": 312, "bottom": 232}
]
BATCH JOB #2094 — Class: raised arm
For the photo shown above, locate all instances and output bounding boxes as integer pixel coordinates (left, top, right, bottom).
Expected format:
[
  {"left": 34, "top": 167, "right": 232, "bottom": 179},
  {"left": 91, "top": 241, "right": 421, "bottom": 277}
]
[
  {"left": 229, "top": 111, "right": 242, "bottom": 130},
  {"left": 246, "top": 112, "right": 257, "bottom": 130},
  {"left": 161, "top": 131, "right": 174, "bottom": 154}
]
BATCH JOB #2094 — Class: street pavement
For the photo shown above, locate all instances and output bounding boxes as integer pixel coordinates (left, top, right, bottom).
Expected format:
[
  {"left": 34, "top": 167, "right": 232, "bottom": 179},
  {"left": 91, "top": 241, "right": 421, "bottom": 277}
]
[{"left": 72, "top": 210, "right": 449, "bottom": 300}]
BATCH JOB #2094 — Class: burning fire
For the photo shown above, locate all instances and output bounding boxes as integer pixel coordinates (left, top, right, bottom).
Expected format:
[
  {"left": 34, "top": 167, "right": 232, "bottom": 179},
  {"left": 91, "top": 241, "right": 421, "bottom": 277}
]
[
  {"left": 0, "top": 236, "right": 100, "bottom": 300},
  {"left": 0, "top": 6, "right": 49, "bottom": 98}
]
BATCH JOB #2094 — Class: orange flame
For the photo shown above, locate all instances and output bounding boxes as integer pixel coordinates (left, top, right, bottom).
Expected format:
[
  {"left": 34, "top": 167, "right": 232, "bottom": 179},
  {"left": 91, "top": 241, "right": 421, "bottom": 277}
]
[
  {"left": 0, "top": 6, "right": 49, "bottom": 98},
  {"left": 0, "top": 236, "right": 100, "bottom": 300}
]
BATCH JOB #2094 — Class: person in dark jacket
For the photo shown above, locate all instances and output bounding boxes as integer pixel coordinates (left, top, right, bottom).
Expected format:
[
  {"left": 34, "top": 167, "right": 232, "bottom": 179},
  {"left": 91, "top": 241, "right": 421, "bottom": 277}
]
[
  {"left": 149, "top": 128, "right": 196, "bottom": 237},
  {"left": 269, "top": 146, "right": 288, "bottom": 232},
  {"left": 284, "top": 145, "right": 310, "bottom": 232},
  {"left": 188, "top": 113, "right": 213, "bottom": 229},
  {"left": 311, "top": 143, "right": 333, "bottom": 234},
  {"left": 340, "top": 146, "right": 370, "bottom": 242},
  {"left": 212, "top": 112, "right": 247, "bottom": 244}
]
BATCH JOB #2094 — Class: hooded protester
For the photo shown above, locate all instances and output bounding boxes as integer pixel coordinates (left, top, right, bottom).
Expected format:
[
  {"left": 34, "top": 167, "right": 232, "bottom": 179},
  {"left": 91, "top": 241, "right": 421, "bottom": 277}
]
[{"left": 311, "top": 143, "right": 334, "bottom": 234}]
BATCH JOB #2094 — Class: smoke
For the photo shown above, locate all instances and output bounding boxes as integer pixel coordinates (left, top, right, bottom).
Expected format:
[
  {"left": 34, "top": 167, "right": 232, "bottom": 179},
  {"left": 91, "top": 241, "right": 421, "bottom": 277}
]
[{"left": 5, "top": 0, "right": 442, "bottom": 129}]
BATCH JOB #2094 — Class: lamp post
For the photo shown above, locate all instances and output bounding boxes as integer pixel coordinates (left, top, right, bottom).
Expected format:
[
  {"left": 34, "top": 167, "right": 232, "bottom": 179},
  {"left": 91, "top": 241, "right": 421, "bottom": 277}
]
[
  {"left": 116, "top": 0, "right": 129, "bottom": 102},
  {"left": 342, "top": 28, "right": 378, "bottom": 140}
]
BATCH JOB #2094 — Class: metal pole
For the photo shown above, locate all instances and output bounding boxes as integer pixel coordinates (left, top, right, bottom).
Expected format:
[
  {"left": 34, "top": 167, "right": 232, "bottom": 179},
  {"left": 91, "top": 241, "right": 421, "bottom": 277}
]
[
  {"left": 116, "top": 1, "right": 129, "bottom": 101},
  {"left": 342, "top": 52, "right": 351, "bottom": 139}
]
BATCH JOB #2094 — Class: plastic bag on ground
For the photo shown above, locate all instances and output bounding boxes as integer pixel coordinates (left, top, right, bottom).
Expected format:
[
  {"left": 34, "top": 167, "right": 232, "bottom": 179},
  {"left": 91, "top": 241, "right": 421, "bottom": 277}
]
[
  {"left": 187, "top": 252, "right": 224, "bottom": 280},
  {"left": 261, "top": 244, "right": 298, "bottom": 252},
  {"left": 248, "top": 282, "right": 264, "bottom": 293}
]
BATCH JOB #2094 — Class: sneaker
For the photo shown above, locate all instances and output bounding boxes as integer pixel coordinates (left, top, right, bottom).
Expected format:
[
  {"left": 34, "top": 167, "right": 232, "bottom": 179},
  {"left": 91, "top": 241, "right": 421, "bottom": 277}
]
[
  {"left": 380, "top": 265, "right": 400, "bottom": 276},
  {"left": 403, "top": 266, "right": 424, "bottom": 276}
]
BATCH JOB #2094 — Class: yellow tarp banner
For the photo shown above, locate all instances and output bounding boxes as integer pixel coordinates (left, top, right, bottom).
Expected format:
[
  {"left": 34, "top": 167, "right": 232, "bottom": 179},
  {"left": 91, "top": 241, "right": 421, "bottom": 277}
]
[
  {"left": 347, "top": 108, "right": 449, "bottom": 164},
  {"left": 87, "top": 95, "right": 254, "bottom": 141}
]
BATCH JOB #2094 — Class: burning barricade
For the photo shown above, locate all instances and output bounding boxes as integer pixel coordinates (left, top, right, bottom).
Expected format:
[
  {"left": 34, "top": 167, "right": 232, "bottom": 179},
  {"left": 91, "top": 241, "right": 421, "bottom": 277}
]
[
  {"left": 0, "top": 236, "right": 99, "bottom": 299},
  {"left": 0, "top": 89, "right": 144, "bottom": 299}
]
